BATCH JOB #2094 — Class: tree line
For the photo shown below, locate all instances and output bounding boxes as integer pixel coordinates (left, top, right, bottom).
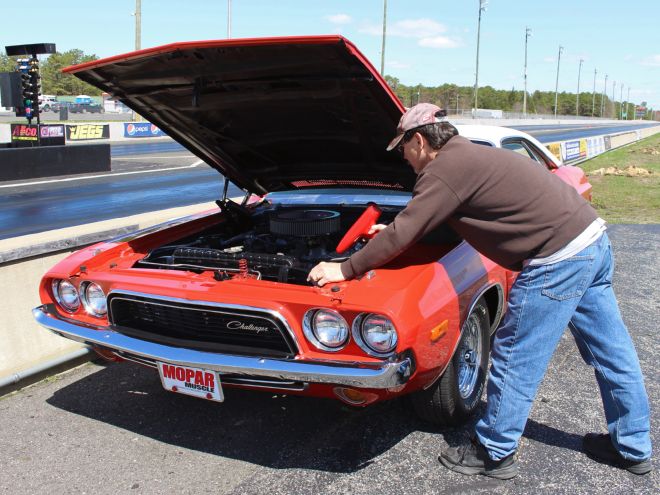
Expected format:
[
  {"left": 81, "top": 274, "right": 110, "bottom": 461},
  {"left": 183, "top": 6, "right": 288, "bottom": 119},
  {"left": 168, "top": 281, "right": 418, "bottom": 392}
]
[
  {"left": 0, "top": 48, "right": 654, "bottom": 119},
  {"left": 384, "top": 76, "right": 651, "bottom": 119},
  {"left": 0, "top": 49, "right": 102, "bottom": 96}
]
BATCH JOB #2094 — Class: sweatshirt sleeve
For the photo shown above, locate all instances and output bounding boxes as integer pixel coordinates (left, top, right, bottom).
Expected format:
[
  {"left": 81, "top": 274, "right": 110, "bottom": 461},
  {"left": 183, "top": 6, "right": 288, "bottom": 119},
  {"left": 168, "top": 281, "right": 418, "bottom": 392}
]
[{"left": 340, "top": 171, "right": 461, "bottom": 279}]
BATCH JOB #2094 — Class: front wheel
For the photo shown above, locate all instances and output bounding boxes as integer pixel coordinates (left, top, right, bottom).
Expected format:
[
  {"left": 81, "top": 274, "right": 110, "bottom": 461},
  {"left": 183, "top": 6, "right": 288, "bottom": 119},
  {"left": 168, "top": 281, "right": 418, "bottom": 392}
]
[{"left": 410, "top": 298, "right": 490, "bottom": 425}]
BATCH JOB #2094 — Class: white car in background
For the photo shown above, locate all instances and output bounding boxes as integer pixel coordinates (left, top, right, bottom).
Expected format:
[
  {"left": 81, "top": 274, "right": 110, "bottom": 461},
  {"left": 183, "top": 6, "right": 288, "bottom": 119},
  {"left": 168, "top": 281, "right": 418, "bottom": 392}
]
[
  {"left": 455, "top": 124, "right": 592, "bottom": 200},
  {"left": 38, "top": 95, "right": 58, "bottom": 112}
]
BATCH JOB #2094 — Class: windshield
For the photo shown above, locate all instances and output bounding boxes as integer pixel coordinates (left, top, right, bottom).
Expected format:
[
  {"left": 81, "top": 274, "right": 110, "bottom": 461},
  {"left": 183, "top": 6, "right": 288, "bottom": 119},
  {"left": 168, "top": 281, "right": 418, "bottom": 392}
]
[{"left": 265, "top": 188, "right": 412, "bottom": 207}]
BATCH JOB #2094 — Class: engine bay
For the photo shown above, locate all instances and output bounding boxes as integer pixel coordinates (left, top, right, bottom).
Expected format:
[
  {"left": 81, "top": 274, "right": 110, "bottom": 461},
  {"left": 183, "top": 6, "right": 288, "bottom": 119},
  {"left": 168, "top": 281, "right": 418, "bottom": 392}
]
[{"left": 136, "top": 203, "right": 401, "bottom": 285}]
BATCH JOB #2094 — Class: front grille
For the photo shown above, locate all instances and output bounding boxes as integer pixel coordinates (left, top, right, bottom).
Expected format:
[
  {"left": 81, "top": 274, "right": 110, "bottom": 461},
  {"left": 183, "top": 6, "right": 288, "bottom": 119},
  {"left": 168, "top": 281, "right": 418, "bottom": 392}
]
[{"left": 108, "top": 294, "right": 297, "bottom": 358}]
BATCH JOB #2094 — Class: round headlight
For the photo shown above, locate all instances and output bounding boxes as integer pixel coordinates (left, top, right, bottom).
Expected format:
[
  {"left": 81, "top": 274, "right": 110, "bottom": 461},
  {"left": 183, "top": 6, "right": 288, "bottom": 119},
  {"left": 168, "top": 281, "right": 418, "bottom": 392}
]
[
  {"left": 81, "top": 282, "right": 107, "bottom": 317},
  {"left": 52, "top": 279, "right": 80, "bottom": 312},
  {"left": 303, "top": 309, "right": 349, "bottom": 351},
  {"left": 359, "top": 314, "right": 398, "bottom": 354}
]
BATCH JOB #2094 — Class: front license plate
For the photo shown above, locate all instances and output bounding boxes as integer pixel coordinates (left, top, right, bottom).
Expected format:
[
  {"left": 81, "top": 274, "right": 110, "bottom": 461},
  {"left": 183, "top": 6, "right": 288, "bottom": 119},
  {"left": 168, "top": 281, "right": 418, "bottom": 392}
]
[{"left": 157, "top": 362, "right": 224, "bottom": 402}]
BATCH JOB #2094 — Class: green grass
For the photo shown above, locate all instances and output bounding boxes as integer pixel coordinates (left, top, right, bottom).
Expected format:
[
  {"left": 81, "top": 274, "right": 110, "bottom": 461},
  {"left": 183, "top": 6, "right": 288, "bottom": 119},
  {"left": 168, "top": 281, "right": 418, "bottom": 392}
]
[{"left": 579, "top": 132, "right": 660, "bottom": 223}]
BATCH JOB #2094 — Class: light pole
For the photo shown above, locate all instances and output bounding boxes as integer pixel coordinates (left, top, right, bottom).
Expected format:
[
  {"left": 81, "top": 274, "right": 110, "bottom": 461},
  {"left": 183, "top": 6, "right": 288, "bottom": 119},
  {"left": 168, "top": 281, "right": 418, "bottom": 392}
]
[
  {"left": 553, "top": 45, "right": 563, "bottom": 117},
  {"left": 612, "top": 80, "right": 616, "bottom": 118},
  {"left": 600, "top": 74, "right": 607, "bottom": 117},
  {"left": 523, "top": 27, "right": 531, "bottom": 117},
  {"left": 380, "top": 0, "right": 387, "bottom": 75},
  {"left": 591, "top": 68, "right": 597, "bottom": 116},
  {"left": 619, "top": 83, "right": 624, "bottom": 119},
  {"left": 134, "top": 0, "right": 141, "bottom": 50},
  {"left": 227, "top": 0, "right": 231, "bottom": 38},
  {"left": 627, "top": 87, "right": 631, "bottom": 120},
  {"left": 576, "top": 58, "right": 583, "bottom": 116},
  {"left": 473, "top": 0, "right": 488, "bottom": 116}
]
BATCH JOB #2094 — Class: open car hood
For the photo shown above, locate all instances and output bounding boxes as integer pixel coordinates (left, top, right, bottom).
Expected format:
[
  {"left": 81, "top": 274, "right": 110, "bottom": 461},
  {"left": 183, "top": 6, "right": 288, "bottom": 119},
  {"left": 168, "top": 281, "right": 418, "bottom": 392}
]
[{"left": 65, "top": 36, "right": 414, "bottom": 194}]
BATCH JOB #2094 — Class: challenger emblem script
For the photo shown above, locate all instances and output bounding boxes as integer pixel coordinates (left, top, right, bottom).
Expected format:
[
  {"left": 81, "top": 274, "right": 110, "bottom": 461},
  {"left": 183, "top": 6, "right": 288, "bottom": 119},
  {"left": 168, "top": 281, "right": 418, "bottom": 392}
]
[{"left": 227, "top": 321, "right": 269, "bottom": 333}]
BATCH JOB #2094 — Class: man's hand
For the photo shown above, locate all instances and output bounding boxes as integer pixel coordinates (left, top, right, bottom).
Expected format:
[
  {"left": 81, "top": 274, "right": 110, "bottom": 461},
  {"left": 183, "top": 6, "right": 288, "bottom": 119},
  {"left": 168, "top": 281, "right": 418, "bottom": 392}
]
[
  {"left": 368, "top": 224, "right": 387, "bottom": 236},
  {"left": 307, "top": 262, "right": 345, "bottom": 287}
]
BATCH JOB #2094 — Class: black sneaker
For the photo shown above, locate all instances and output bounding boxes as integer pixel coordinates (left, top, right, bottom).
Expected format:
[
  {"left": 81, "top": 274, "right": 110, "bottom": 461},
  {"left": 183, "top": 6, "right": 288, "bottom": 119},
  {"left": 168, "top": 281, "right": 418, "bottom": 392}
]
[
  {"left": 583, "top": 433, "right": 652, "bottom": 475},
  {"left": 438, "top": 437, "right": 518, "bottom": 480}
]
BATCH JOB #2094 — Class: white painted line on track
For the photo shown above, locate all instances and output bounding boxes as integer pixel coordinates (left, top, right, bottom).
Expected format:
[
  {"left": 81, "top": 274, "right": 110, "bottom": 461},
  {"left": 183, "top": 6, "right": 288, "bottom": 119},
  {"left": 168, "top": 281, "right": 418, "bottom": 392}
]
[
  {"left": 0, "top": 160, "right": 205, "bottom": 189},
  {"left": 115, "top": 155, "right": 195, "bottom": 160}
]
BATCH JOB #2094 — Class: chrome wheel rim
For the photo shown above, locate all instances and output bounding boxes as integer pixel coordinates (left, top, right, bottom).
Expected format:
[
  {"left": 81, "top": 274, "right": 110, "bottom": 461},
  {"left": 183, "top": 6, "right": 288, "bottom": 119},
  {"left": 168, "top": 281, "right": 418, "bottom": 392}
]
[{"left": 457, "top": 312, "right": 482, "bottom": 399}]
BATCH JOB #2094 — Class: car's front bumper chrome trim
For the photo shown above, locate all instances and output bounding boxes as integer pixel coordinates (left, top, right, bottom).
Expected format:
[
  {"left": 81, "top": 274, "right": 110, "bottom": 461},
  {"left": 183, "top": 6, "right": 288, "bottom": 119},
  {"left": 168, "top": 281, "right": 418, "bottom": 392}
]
[{"left": 33, "top": 305, "right": 412, "bottom": 389}]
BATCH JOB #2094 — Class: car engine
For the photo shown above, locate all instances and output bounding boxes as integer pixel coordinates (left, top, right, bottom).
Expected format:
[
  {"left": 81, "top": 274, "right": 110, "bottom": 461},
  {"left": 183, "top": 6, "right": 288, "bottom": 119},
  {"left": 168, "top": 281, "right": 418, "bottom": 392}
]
[{"left": 136, "top": 205, "right": 390, "bottom": 285}]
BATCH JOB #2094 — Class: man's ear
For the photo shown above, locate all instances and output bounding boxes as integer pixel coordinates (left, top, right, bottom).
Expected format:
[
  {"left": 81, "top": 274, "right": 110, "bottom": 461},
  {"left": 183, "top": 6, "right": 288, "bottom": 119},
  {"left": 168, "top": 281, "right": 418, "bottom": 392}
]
[{"left": 414, "top": 131, "right": 425, "bottom": 148}]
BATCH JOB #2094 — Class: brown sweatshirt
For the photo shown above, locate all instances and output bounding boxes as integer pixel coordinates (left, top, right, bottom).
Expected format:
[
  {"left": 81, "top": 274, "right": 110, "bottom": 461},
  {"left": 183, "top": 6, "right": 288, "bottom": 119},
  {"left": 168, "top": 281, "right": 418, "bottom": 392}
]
[{"left": 340, "top": 135, "right": 597, "bottom": 277}]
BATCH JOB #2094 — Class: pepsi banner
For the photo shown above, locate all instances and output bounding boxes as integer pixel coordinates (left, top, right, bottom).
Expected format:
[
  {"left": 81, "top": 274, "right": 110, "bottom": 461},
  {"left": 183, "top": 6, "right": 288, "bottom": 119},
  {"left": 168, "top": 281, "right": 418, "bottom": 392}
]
[{"left": 123, "top": 122, "right": 167, "bottom": 138}]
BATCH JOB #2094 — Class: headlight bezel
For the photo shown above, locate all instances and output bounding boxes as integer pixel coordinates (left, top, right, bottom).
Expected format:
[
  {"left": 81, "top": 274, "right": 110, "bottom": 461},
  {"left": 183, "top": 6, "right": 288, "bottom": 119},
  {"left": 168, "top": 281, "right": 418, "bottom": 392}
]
[
  {"left": 80, "top": 281, "right": 107, "bottom": 317},
  {"left": 352, "top": 313, "right": 398, "bottom": 357},
  {"left": 302, "top": 308, "right": 350, "bottom": 352},
  {"left": 51, "top": 279, "right": 81, "bottom": 313}
]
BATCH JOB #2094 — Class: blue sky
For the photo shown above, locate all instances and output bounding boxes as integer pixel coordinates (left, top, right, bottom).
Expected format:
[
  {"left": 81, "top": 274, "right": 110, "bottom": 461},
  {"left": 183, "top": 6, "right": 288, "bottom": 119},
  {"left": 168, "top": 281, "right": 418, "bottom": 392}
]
[{"left": 3, "top": 1, "right": 659, "bottom": 108}]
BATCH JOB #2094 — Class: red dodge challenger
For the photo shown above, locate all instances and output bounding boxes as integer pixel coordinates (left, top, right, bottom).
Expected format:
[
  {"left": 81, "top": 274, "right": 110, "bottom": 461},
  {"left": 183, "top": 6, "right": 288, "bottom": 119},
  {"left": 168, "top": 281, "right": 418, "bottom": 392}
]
[{"left": 33, "top": 36, "right": 590, "bottom": 425}]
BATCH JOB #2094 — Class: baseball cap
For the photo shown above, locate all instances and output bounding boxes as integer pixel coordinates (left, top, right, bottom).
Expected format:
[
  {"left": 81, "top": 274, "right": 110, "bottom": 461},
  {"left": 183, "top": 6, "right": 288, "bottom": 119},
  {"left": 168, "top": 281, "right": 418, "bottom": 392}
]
[{"left": 386, "top": 103, "right": 447, "bottom": 151}]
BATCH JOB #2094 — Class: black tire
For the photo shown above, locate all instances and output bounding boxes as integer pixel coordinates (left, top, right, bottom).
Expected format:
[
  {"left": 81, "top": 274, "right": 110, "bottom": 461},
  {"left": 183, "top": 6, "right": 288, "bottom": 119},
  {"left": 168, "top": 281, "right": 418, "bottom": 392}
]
[{"left": 410, "top": 298, "right": 490, "bottom": 425}]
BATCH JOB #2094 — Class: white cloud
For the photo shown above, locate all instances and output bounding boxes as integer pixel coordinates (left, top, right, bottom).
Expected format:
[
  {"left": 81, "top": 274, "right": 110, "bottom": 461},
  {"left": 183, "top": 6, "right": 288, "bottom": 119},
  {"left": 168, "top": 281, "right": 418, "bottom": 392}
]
[
  {"left": 390, "top": 19, "right": 447, "bottom": 38},
  {"left": 361, "top": 18, "right": 445, "bottom": 38},
  {"left": 641, "top": 55, "right": 660, "bottom": 67},
  {"left": 326, "top": 14, "right": 352, "bottom": 25},
  {"left": 543, "top": 56, "right": 556, "bottom": 63},
  {"left": 387, "top": 60, "right": 411, "bottom": 69},
  {"left": 418, "top": 36, "right": 461, "bottom": 49},
  {"left": 630, "top": 88, "right": 655, "bottom": 95},
  {"left": 360, "top": 18, "right": 460, "bottom": 49}
]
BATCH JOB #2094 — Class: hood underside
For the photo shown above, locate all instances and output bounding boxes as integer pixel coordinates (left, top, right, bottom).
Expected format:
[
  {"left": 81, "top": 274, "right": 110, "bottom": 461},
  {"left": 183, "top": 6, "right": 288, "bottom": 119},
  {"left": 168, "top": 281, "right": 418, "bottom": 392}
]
[{"left": 65, "top": 36, "right": 413, "bottom": 194}]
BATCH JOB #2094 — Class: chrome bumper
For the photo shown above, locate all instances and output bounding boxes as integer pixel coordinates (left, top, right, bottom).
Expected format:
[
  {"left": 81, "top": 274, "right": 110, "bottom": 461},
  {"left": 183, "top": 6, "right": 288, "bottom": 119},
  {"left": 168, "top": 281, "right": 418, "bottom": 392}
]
[{"left": 32, "top": 305, "right": 412, "bottom": 389}]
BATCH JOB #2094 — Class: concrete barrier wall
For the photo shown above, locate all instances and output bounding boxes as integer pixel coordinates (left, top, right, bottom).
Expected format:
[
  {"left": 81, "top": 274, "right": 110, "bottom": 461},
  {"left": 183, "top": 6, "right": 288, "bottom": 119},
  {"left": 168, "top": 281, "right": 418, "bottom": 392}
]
[
  {"left": 0, "top": 144, "right": 111, "bottom": 181},
  {"left": 0, "top": 123, "right": 10, "bottom": 143},
  {"left": 0, "top": 202, "right": 216, "bottom": 379},
  {"left": 0, "top": 251, "right": 86, "bottom": 377},
  {"left": 545, "top": 125, "right": 660, "bottom": 165}
]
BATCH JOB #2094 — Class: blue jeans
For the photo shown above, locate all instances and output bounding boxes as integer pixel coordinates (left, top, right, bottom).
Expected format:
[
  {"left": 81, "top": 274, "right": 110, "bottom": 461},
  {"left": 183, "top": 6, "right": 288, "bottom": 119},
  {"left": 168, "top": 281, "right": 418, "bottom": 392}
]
[{"left": 475, "top": 232, "right": 651, "bottom": 461}]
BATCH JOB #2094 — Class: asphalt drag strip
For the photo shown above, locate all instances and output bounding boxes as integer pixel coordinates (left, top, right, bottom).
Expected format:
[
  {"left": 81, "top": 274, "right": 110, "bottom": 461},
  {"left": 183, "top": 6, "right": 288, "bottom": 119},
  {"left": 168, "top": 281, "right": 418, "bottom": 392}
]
[{"left": 0, "top": 225, "right": 657, "bottom": 494}]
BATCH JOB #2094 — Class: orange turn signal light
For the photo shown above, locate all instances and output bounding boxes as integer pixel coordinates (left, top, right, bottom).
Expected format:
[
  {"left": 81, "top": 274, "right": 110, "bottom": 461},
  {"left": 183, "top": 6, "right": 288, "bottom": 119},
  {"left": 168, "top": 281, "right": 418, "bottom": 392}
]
[
  {"left": 430, "top": 320, "right": 448, "bottom": 342},
  {"left": 333, "top": 387, "right": 379, "bottom": 406}
]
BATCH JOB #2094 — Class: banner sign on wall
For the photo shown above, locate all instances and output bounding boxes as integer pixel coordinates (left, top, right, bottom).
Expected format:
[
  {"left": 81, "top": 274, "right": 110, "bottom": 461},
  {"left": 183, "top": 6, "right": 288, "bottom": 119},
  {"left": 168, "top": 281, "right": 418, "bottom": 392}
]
[
  {"left": 546, "top": 142, "right": 562, "bottom": 161},
  {"left": 66, "top": 124, "right": 110, "bottom": 141},
  {"left": 10, "top": 124, "right": 65, "bottom": 147},
  {"left": 562, "top": 139, "right": 588, "bottom": 162},
  {"left": 123, "top": 122, "right": 167, "bottom": 138},
  {"left": 11, "top": 124, "right": 38, "bottom": 143},
  {"left": 563, "top": 140, "right": 581, "bottom": 162},
  {"left": 586, "top": 136, "right": 605, "bottom": 158},
  {"left": 39, "top": 124, "right": 66, "bottom": 146}
]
